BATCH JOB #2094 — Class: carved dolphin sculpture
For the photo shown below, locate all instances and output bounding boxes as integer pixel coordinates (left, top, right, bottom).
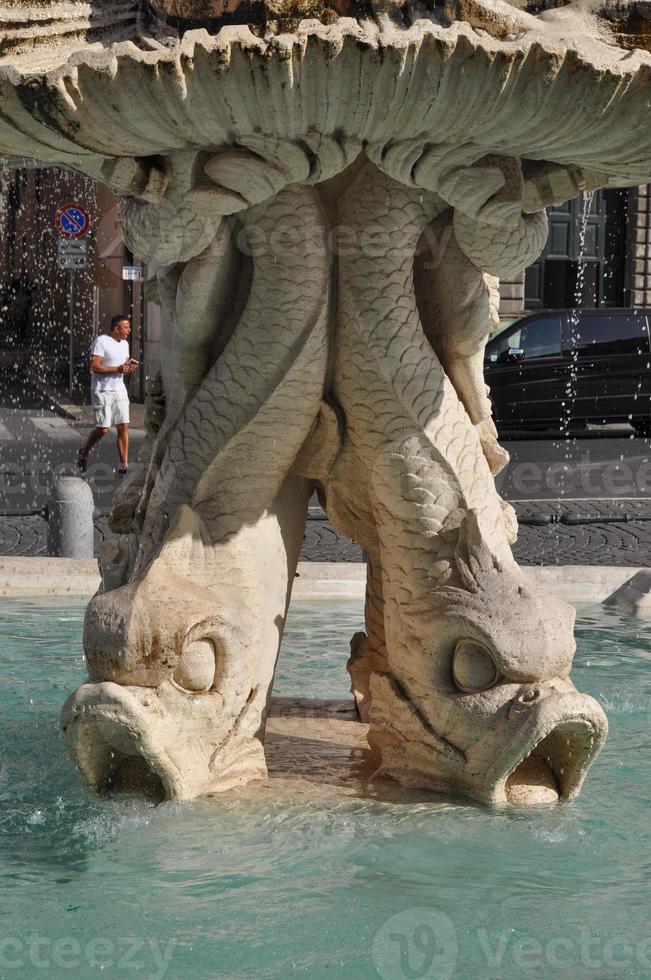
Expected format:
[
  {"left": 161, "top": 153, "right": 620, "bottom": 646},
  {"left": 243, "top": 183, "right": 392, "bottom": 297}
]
[
  {"left": 326, "top": 162, "right": 607, "bottom": 805},
  {"left": 3, "top": 0, "right": 649, "bottom": 804},
  {"left": 365, "top": 510, "right": 608, "bottom": 805},
  {"left": 62, "top": 185, "right": 331, "bottom": 799}
]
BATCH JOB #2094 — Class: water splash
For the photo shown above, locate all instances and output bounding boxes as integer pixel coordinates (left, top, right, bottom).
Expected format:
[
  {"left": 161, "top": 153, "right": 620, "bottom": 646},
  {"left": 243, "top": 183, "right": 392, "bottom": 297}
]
[
  {"left": 0, "top": 162, "right": 99, "bottom": 406},
  {"left": 560, "top": 191, "right": 595, "bottom": 479},
  {"left": 0, "top": 168, "right": 9, "bottom": 240}
]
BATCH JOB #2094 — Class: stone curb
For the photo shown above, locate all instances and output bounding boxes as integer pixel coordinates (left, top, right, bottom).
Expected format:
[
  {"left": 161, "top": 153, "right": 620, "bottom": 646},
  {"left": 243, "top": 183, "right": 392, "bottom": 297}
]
[
  {"left": 521, "top": 565, "right": 638, "bottom": 602},
  {"left": 0, "top": 557, "right": 643, "bottom": 602},
  {"left": 292, "top": 561, "right": 366, "bottom": 599},
  {"left": 0, "top": 556, "right": 101, "bottom": 597}
]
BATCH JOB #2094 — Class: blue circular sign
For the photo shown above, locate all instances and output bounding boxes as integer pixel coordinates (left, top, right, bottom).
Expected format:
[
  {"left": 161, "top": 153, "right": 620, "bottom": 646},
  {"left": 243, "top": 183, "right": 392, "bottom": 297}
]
[{"left": 55, "top": 203, "right": 90, "bottom": 239}]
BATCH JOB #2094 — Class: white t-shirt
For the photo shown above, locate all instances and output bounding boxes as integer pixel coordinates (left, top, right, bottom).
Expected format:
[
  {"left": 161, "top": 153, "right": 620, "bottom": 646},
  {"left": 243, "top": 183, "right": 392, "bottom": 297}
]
[{"left": 90, "top": 335, "right": 129, "bottom": 393}]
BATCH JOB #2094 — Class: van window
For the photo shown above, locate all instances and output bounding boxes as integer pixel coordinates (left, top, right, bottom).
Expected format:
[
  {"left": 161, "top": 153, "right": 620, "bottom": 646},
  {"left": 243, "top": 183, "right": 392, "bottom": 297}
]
[
  {"left": 487, "top": 316, "right": 561, "bottom": 362},
  {"left": 563, "top": 313, "right": 650, "bottom": 356}
]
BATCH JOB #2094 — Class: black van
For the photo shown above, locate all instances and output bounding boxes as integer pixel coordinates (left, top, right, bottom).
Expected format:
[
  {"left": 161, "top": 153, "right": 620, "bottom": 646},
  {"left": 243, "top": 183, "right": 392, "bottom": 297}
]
[{"left": 484, "top": 309, "right": 651, "bottom": 434}]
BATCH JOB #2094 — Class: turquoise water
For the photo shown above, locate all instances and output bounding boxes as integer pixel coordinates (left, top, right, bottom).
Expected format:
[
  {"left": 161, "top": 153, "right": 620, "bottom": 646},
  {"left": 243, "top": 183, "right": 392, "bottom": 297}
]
[{"left": 0, "top": 598, "right": 650, "bottom": 980}]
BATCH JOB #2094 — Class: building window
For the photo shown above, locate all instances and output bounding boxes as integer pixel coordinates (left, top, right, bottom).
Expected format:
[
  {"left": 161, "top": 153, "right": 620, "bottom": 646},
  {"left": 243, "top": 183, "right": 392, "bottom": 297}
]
[{"left": 525, "top": 189, "right": 627, "bottom": 310}]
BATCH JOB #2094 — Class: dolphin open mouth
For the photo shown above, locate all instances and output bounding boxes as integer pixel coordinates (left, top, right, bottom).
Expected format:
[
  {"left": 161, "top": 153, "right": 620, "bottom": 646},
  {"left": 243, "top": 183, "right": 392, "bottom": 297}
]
[
  {"left": 489, "top": 696, "right": 609, "bottom": 806},
  {"left": 504, "top": 719, "right": 601, "bottom": 805},
  {"left": 61, "top": 683, "right": 177, "bottom": 801},
  {"left": 61, "top": 680, "right": 269, "bottom": 801}
]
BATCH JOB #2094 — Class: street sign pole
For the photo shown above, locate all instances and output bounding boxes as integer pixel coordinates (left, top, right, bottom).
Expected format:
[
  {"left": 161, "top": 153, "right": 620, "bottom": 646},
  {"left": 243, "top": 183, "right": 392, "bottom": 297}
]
[
  {"left": 68, "top": 269, "right": 74, "bottom": 399},
  {"left": 55, "top": 203, "right": 90, "bottom": 399}
]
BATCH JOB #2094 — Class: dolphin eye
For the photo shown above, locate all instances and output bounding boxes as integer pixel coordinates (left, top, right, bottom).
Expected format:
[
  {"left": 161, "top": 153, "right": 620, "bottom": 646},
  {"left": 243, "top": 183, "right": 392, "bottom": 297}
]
[
  {"left": 173, "top": 639, "right": 216, "bottom": 692},
  {"left": 452, "top": 639, "right": 499, "bottom": 693}
]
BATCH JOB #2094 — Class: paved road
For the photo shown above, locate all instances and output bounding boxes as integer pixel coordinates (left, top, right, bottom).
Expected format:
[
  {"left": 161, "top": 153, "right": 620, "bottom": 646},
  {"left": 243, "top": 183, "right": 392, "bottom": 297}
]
[{"left": 1, "top": 395, "right": 650, "bottom": 565}]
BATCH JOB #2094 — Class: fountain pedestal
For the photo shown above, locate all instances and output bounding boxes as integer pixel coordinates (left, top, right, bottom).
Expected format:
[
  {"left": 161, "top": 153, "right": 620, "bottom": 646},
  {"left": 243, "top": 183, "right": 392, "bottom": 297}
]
[{"left": 4, "top": 0, "right": 650, "bottom": 804}]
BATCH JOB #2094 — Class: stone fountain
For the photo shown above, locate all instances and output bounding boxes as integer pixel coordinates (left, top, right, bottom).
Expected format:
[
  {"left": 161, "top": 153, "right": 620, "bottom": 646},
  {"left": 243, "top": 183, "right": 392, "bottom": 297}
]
[{"left": 2, "top": 0, "right": 650, "bottom": 805}]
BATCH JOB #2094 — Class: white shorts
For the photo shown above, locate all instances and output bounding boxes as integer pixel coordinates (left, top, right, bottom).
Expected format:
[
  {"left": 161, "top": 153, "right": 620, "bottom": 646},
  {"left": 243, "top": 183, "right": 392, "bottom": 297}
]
[{"left": 92, "top": 389, "right": 130, "bottom": 428}]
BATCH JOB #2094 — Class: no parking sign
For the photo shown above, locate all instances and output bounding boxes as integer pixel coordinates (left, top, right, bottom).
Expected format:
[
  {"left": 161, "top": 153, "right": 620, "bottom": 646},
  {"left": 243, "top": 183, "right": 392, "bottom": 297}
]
[{"left": 55, "top": 203, "right": 90, "bottom": 239}]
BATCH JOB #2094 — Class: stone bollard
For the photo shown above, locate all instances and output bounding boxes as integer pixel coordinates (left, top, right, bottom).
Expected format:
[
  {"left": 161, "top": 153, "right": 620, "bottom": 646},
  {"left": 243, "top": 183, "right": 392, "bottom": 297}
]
[{"left": 47, "top": 477, "right": 95, "bottom": 558}]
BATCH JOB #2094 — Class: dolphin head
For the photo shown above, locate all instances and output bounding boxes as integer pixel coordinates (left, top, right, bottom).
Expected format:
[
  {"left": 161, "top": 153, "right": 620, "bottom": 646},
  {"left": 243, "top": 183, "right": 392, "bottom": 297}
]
[
  {"left": 369, "top": 511, "right": 608, "bottom": 805},
  {"left": 61, "top": 506, "right": 267, "bottom": 800}
]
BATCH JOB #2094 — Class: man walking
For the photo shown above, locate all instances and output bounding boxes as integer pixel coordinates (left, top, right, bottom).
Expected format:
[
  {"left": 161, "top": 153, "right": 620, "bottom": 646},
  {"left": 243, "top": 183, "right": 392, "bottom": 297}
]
[{"left": 78, "top": 314, "right": 137, "bottom": 476}]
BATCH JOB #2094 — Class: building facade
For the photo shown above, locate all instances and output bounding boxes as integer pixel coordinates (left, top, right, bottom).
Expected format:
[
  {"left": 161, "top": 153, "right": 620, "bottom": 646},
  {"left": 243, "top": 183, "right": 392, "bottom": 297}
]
[
  {"left": 0, "top": 167, "right": 149, "bottom": 400},
  {"left": 498, "top": 185, "right": 651, "bottom": 322}
]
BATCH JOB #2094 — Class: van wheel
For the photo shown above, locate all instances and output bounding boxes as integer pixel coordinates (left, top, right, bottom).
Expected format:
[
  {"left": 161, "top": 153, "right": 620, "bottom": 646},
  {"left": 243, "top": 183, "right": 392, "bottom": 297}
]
[{"left": 633, "top": 419, "right": 651, "bottom": 437}]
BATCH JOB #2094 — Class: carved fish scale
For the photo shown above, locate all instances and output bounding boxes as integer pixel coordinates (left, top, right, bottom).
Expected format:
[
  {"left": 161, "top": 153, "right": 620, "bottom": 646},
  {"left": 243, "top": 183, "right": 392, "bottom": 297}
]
[{"left": 328, "top": 162, "right": 513, "bottom": 606}]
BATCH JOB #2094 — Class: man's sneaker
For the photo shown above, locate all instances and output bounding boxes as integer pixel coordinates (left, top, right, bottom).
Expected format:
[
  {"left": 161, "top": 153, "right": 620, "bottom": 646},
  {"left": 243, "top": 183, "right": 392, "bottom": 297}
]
[
  {"left": 117, "top": 467, "right": 128, "bottom": 477},
  {"left": 77, "top": 450, "right": 87, "bottom": 474}
]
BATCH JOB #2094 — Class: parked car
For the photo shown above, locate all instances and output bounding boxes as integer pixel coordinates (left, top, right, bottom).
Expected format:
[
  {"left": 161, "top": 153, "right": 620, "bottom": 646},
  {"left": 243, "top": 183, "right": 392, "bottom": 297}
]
[{"left": 484, "top": 308, "right": 651, "bottom": 434}]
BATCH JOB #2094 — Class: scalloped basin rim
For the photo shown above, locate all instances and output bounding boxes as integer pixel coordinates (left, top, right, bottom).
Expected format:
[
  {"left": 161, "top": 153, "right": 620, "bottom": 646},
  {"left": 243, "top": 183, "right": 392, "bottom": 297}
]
[{"left": 1, "top": 14, "right": 651, "bottom": 183}]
